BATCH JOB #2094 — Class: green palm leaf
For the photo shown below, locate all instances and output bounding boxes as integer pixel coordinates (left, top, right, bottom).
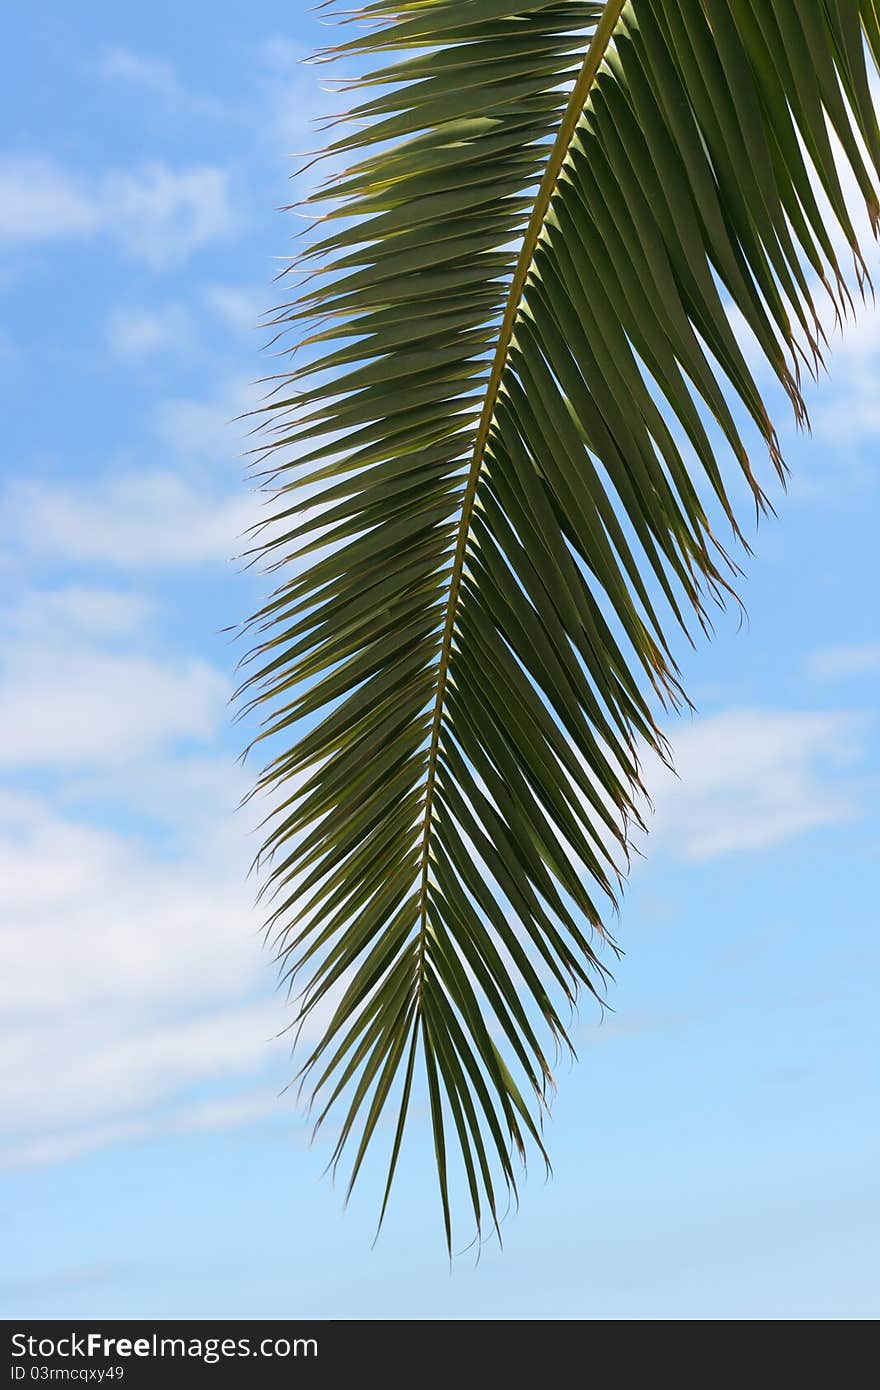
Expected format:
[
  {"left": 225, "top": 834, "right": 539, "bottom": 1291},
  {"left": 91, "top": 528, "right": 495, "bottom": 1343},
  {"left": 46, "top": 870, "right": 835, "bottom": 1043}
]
[{"left": 240, "top": 0, "right": 880, "bottom": 1248}]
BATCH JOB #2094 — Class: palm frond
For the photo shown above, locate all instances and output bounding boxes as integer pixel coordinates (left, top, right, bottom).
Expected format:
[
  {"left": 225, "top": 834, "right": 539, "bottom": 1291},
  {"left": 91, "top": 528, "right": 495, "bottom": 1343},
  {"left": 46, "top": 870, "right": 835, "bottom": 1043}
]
[{"left": 239, "top": 0, "right": 880, "bottom": 1249}]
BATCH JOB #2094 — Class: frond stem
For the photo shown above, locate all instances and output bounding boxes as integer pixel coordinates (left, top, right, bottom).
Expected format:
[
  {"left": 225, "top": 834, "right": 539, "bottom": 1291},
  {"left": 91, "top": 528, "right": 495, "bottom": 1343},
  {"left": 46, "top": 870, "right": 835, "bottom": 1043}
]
[{"left": 413, "top": 0, "right": 627, "bottom": 980}]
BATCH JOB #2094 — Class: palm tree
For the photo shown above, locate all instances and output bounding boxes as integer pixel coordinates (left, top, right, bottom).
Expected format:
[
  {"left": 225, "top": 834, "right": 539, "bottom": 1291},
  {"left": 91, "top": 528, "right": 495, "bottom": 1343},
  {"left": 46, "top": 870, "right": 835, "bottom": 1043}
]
[{"left": 239, "top": 0, "right": 880, "bottom": 1249}]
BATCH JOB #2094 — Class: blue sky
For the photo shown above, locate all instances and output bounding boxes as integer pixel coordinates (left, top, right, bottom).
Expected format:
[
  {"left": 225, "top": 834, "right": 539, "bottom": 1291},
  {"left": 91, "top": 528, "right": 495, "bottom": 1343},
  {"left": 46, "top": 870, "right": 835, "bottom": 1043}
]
[{"left": 1, "top": 2, "right": 878, "bottom": 1320}]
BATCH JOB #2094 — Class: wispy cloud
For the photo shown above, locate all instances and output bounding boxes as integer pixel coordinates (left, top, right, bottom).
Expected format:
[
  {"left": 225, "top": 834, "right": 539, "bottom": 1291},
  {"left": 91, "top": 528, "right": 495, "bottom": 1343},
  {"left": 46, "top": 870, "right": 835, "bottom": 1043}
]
[
  {"left": 0, "top": 156, "right": 98, "bottom": 242},
  {"left": 0, "top": 155, "right": 238, "bottom": 268},
  {"left": 153, "top": 376, "right": 260, "bottom": 463},
  {"left": 98, "top": 45, "right": 225, "bottom": 118},
  {"left": 807, "top": 642, "right": 880, "bottom": 682},
  {"left": 0, "top": 767, "right": 329, "bottom": 1169},
  {"left": 2, "top": 1094, "right": 288, "bottom": 1171},
  {"left": 203, "top": 284, "right": 264, "bottom": 335},
  {"left": 5, "top": 584, "right": 152, "bottom": 638},
  {"left": 0, "top": 581, "right": 224, "bottom": 771},
  {"left": 1, "top": 470, "right": 256, "bottom": 571},
  {"left": 810, "top": 297, "right": 880, "bottom": 445},
  {"left": 105, "top": 163, "right": 239, "bottom": 268},
  {"left": 252, "top": 36, "right": 339, "bottom": 156},
  {"left": 648, "top": 707, "right": 865, "bottom": 860},
  {"left": 0, "top": 579, "right": 315, "bottom": 1170},
  {"left": 105, "top": 303, "right": 194, "bottom": 359},
  {"left": 0, "top": 642, "right": 224, "bottom": 769},
  {"left": 0, "top": 585, "right": 264, "bottom": 1160}
]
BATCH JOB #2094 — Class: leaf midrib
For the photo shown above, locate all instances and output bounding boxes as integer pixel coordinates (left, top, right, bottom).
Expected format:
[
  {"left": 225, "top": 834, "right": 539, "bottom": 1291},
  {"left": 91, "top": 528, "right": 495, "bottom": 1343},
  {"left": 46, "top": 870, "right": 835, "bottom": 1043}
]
[{"left": 414, "top": 0, "right": 628, "bottom": 982}]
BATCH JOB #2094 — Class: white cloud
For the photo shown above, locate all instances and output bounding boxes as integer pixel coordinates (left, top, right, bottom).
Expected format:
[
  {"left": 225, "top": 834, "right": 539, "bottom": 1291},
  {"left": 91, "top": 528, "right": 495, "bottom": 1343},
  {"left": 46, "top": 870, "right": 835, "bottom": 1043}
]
[
  {"left": 203, "top": 284, "right": 264, "bottom": 335},
  {"left": 0, "top": 629, "right": 277, "bottom": 1164},
  {"left": 0, "top": 155, "right": 237, "bottom": 267},
  {"left": 256, "top": 36, "right": 309, "bottom": 71},
  {"left": 4, "top": 584, "right": 151, "bottom": 638},
  {"left": 154, "top": 376, "right": 260, "bottom": 463},
  {"left": 647, "top": 708, "right": 864, "bottom": 861},
  {"left": 99, "top": 44, "right": 179, "bottom": 93},
  {"left": 98, "top": 45, "right": 223, "bottom": 118},
  {"left": 1, "top": 998, "right": 277, "bottom": 1133},
  {"left": 807, "top": 642, "right": 880, "bottom": 682},
  {"left": 2, "top": 470, "right": 256, "bottom": 570},
  {"left": 253, "top": 36, "right": 337, "bottom": 156},
  {"left": 2, "top": 1093, "right": 285, "bottom": 1170},
  {"left": 0, "top": 155, "right": 99, "bottom": 242},
  {"left": 105, "top": 163, "right": 238, "bottom": 268},
  {"left": 63, "top": 752, "right": 251, "bottom": 838},
  {"left": 0, "top": 642, "right": 224, "bottom": 769},
  {"left": 106, "top": 291, "right": 266, "bottom": 362},
  {"left": 0, "top": 579, "right": 309, "bottom": 1170},
  {"left": 0, "top": 772, "right": 335, "bottom": 1169},
  {"left": 105, "top": 303, "right": 193, "bottom": 359},
  {"left": 0, "top": 784, "right": 280, "bottom": 1153},
  {"left": 0, "top": 789, "right": 252, "bottom": 1016},
  {"left": 0, "top": 582, "right": 225, "bottom": 772}
]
